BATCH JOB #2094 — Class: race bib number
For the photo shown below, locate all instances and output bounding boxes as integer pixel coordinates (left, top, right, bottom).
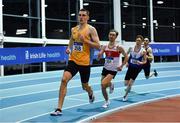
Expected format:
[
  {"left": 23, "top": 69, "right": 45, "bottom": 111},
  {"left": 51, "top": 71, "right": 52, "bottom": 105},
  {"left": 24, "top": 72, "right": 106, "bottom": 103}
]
[
  {"left": 130, "top": 59, "right": 138, "bottom": 64},
  {"left": 73, "top": 42, "right": 83, "bottom": 52},
  {"left": 105, "top": 57, "right": 114, "bottom": 64}
]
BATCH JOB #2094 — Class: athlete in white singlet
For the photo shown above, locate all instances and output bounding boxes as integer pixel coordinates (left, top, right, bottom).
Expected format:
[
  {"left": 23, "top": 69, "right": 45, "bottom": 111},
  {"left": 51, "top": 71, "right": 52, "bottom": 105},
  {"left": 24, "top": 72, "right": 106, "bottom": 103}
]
[
  {"left": 123, "top": 35, "right": 146, "bottom": 101},
  {"left": 98, "top": 29, "right": 128, "bottom": 108}
]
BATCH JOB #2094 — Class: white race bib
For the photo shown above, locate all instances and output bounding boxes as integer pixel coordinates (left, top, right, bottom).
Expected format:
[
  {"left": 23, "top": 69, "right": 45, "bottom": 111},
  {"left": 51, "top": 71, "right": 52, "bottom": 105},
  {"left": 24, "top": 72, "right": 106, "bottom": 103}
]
[
  {"left": 73, "top": 42, "right": 83, "bottom": 52},
  {"left": 130, "top": 59, "right": 138, "bottom": 64},
  {"left": 105, "top": 57, "right": 114, "bottom": 64}
]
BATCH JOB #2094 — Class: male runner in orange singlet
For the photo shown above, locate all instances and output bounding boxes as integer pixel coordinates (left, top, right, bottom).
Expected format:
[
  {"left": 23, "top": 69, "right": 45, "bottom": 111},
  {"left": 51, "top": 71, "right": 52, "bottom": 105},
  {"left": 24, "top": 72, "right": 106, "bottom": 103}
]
[{"left": 51, "top": 8, "right": 100, "bottom": 116}]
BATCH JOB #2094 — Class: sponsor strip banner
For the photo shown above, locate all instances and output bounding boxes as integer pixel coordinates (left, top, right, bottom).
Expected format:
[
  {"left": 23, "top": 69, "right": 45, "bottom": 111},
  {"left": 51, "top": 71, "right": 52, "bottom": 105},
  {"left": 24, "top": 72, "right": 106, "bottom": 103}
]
[
  {"left": 0, "top": 46, "right": 68, "bottom": 65},
  {"left": 1, "top": 44, "right": 179, "bottom": 65},
  {"left": 150, "top": 44, "right": 180, "bottom": 56}
]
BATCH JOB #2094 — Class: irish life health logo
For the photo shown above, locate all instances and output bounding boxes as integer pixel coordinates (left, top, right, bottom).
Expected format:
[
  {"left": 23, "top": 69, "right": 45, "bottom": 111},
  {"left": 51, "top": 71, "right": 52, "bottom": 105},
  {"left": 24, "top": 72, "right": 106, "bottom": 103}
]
[
  {"left": 177, "top": 46, "right": 179, "bottom": 53},
  {"left": 25, "top": 50, "right": 29, "bottom": 60}
]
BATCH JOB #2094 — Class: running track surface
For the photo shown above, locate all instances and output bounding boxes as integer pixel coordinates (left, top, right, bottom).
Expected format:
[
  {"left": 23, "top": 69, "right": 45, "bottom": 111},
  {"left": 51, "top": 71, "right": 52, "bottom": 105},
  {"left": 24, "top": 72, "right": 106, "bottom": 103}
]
[
  {"left": 0, "top": 62, "right": 180, "bottom": 122},
  {"left": 92, "top": 96, "right": 180, "bottom": 122}
]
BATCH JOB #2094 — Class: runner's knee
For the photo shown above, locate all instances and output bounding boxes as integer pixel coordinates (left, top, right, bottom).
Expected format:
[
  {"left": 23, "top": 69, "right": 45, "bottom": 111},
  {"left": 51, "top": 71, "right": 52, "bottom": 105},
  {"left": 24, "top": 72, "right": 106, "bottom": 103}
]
[
  {"left": 82, "top": 83, "right": 92, "bottom": 92},
  {"left": 101, "top": 82, "right": 108, "bottom": 89},
  {"left": 61, "top": 77, "right": 68, "bottom": 86}
]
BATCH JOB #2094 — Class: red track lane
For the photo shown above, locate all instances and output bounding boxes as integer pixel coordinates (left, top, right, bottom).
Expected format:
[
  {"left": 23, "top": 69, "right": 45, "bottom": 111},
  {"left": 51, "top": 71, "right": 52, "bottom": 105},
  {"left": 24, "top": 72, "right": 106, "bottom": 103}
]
[{"left": 92, "top": 96, "right": 180, "bottom": 122}]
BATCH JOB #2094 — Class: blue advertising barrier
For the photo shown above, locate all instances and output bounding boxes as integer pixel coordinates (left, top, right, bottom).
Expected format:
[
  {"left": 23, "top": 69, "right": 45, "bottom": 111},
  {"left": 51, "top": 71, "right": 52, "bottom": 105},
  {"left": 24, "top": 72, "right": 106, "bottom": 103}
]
[
  {"left": 150, "top": 44, "right": 180, "bottom": 56},
  {"left": 0, "top": 46, "right": 68, "bottom": 65},
  {"left": 90, "top": 48, "right": 101, "bottom": 64},
  {"left": 1, "top": 44, "right": 179, "bottom": 65}
]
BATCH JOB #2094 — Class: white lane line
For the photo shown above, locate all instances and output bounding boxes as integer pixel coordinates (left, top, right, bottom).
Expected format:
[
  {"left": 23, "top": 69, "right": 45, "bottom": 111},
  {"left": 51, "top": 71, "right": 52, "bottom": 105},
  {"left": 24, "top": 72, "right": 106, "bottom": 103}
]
[
  {"left": 0, "top": 67, "right": 180, "bottom": 92},
  {"left": 66, "top": 97, "right": 88, "bottom": 102},
  {"left": 1, "top": 81, "right": 180, "bottom": 111},
  {"left": 1, "top": 68, "right": 180, "bottom": 91},
  {"left": 77, "top": 94, "right": 180, "bottom": 123},
  {"left": 0, "top": 74, "right": 62, "bottom": 85},
  {"left": 1, "top": 71, "right": 180, "bottom": 99},
  {"left": 17, "top": 92, "right": 180, "bottom": 123},
  {"left": 150, "top": 92, "right": 167, "bottom": 96},
  {"left": 0, "top": 67, "right": 102, "bottom": 85},
  {"left": 1, "top": 64, "right": 180, "bottom": 84}
]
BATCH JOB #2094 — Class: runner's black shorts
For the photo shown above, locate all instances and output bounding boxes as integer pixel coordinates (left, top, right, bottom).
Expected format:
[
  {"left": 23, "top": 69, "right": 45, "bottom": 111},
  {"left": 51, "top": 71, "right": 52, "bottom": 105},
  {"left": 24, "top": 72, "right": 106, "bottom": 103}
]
[
  {"left": 65, "top": 60, "right": 90, "bottom": 83},
  {"left": 125, "top": 65, "right": 142, "bottom": 80},
  {"left": 101, "top": 67, "right": 117, "bottom": 79},
  {"left": 142, "top": 63, "right": 151, "bottom": 77}
]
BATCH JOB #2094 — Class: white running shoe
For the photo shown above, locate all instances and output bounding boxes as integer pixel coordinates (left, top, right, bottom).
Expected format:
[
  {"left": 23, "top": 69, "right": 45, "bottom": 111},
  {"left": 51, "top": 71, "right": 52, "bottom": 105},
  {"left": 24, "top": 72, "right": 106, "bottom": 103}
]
[
  {"left": 122, "top": 96, "right": 128, "bottom": 102},
  {"left": 154, "top": 69, "right": 158, "bottom": 77},
  {"left": 102, "top": 100, "right": 110, "bottom": 108},
  {"left": 109, "top": 83, "right": 114, "bottom": 94},
  {"left": 89, "top": 93, "right": 95, "bottom": 104},
  {"left": 50, "top": 108, "right": 62, "bottom": 116}
]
